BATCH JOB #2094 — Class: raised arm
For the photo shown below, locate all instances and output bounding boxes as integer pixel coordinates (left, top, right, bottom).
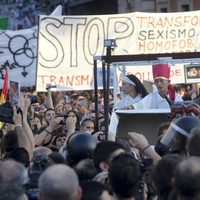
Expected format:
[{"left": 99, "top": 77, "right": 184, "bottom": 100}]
[
  {"left": 12, "top": 105, "right": 33, "bottom": 160},
  {"left": 35, "top": 116, "right": 63, "bottom": 146},
  {"left": 45, "top": 87, "right": 54, "bottom": 109},
  {"left": 128, "top": 132, "right": 161, "bottom": 163},
  {"left": 21, "top": 94, "right": 35, "bottom": 150}
]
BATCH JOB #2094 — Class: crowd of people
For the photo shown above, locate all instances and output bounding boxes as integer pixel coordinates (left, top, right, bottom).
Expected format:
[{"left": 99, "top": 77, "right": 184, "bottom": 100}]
[
  {"left": 1, "top": 63, "right": 200, "bottom": 200},
  {"left": 0, "top": 0, "right": 48, "bottom": 30}
]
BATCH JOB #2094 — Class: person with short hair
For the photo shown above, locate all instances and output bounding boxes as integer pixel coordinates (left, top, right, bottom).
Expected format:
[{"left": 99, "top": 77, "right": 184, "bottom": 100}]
[
  {"left": 77, "top": 98, "right": 90, "bottom": 120},
  {"left": 80, "top": 180, "right": 113, "bottom": 200},
  {"left": 108, "top": 153, "right": 141, "bottom": 200},
  {"left": 152, "top": 154, "right": 185, "bottom": 200},
  {"left": 74, "top": 158, "right": 97, "bottom": 181},
  {"left": 34, "top": 108, "right": 62, "bottom": 146},
  {"left": 80, "top": 118, "right": 95, "bottom": 134},
  {"left": 93, "top": 141, "right": 125, "bottom": 173},
  {"left": 171, "top": 157, "right": 200, "bottom": 200},
  {"left": 187, "top": 127, "right": 200, "bottom": 157},
  {"left": 38, "top": 164, "right": 82, "bottom": 200},
  {"left": 0, "top": 159, "right": 28, "bottom": 200}
]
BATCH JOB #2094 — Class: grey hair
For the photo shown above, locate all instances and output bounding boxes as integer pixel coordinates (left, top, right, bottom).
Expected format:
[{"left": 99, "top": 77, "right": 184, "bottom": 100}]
[{"left": 39, "top": 164, "right": 79, "bottom": 200}]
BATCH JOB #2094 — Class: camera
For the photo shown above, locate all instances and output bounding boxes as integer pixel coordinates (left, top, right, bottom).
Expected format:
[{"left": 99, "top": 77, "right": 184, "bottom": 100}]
[
  {"left": 58, "top": 114, "right": 69, "bottom": 125},
  {"left": 29, "top": 95, "right": 37, "bottom": 104},
  {"left": 64, "top": 95, "right": 70, "bottom": 103},
  {"left": 46, "top": 83, "right": 57, "bottom": 90},
  {"left": 0, "top": 101, "right": 14, "bottom": 124},
  {"left": 97, "top": 132, "right": 106, "bottom": 141}
]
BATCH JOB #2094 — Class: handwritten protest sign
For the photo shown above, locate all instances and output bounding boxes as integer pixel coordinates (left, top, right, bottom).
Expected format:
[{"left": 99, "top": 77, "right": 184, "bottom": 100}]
[
  {"left": 37, "top": 11, "right": 200, "bottom": 91},
  {"left": 1, "top": 10, "right": 199, "bottom": 90},
  {"left": 0, "top": 6, "right": 62, "bottom": 88}
]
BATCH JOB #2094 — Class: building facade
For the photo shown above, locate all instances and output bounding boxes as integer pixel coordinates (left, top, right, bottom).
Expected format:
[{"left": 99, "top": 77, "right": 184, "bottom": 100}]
[
  {"left": 1, "top": 0, "right": 200, "bottom": 30},
  {"left": 118, "top": 0, "right": 200, "bottom": 13}
]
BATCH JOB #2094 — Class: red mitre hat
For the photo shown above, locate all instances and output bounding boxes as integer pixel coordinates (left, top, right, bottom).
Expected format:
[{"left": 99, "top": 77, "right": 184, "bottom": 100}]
[{"left": 152, "top": 64, "right": 170, "bottom": 80}]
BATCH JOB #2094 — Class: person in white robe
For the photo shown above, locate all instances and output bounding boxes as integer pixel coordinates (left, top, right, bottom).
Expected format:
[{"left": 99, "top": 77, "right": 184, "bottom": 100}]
[
  {"left": 109, "top": 74, "right": 148, "bottom": 138},
  {"left": 123, "top": 64, "right": 183, "bottom": 110}
]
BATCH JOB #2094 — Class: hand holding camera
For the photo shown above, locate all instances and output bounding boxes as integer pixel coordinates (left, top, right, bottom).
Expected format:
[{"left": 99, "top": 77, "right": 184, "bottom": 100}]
[
  {"left": 92, "top": 131, "right": 106, "bottom": 142},
  {"left": 48, "top": 116, "right": 64, "bottom": 132},
  {"left": 46, "top": 83, "right": 57, "bottom": 90},
  {"left": 12, "top": 105, "right": 22, "bottom": 126},
  {"left": 128, "top": 132, "right": 149, "bottom": 151},
  {"left": 20, "top": 93, "right": 31, "bottom": 113},
  {"left": 65, "top": 115, "right": 76, "bottom": 133}
]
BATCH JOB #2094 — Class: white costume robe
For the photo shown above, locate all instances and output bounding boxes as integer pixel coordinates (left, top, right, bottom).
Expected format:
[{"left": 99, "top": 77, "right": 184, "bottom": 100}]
[
  {"left": 133, "top": 92, "right": 183, "bottom": 109},
  {"left": 109, "top": 92, "right": 183, "bottom": 136}
]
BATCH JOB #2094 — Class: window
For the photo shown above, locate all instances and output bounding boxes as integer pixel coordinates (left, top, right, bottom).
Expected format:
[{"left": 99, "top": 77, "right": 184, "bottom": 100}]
[
  {"left": 160, "top": 7, "right": 167, "bottom": 12},
  {"left": 181, "top": 4, "right": 190, "bottom": 11}
]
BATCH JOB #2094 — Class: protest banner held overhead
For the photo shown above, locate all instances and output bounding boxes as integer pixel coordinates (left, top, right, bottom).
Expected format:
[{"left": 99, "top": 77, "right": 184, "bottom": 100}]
[
  {"left": 1, "top": 9, "right": 200, "bottom": 90},
  {"left": 36, "top": 11, "right": 200, "bottom": 91}
]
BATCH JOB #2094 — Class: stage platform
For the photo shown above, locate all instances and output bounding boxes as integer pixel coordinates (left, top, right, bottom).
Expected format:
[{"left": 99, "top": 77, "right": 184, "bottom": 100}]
[{"left": 116, "top": 109, "right": 170, "bottom": 144}]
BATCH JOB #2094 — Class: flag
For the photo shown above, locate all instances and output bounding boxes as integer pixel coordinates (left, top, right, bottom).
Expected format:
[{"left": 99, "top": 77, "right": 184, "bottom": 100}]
[
  {"left": 0, "top": 69, "right": 8, "bottom": 104},
  {"left": 0, "top": 69, "right": 8, "bottom": 129}
]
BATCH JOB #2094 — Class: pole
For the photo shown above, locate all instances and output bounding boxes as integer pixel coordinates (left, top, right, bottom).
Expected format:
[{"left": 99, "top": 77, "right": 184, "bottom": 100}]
[{"left": 93, "top": 59, "right": 99, "bottom": 132}]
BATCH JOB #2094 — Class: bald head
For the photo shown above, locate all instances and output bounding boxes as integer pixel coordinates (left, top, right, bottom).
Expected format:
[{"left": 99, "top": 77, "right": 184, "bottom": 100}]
[{"left": 38, "top": 164, "right": 81, "bottom": 200}]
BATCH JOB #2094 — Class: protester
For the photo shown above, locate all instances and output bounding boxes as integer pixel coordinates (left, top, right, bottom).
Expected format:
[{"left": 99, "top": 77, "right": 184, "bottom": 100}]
[
  {"left": 108, "top": 153, "right": 142, "bottom": 200},
  {"left": 0, "top": 159, "right": 29, "bottom": 200},
  {"left": 186, "top": 127, "right": 200, "bottom": 157},
  {"left": 0, "top": 73, "right": 198, "bottom": 200},
  {"left": 74, "top": 158, "right": 97, "bottom": 181},
  {"left": 109, "top": 74, "right": 148, "bottom": 138},
  {"left": 123, "top": 64, "right": 183, "bottom": 110},
  {"left": 93, "top": 140, "right": 125, "bottom": 173},
  {"left": 77, "top": 98, "right": 90, "bottom": 120},
  {"left": 118, "top": 74, "right": 148, "bottom": 109},
  {"left": 80, "top": 118, "right": 95, "bottom": 134},
  {"left": 34, "top": 108, "right": 63, "bottom": 146},
  {"left": 152, "top": 154, "right": 185, "bottom": 200},
  {"left": 80, "top": 180, "right": 113, "bottom": 200},
  {"left": 128, "top": 132, "right": 161, "bottom": 163},
  {"left": 38, "top": 164, "right": 82, "bottom": 200},
  {"left": 170, "top": 157, "right": 200, "bottom": 200},
  {"left": 51, "top": 132, "right": 66, "bottom": 151}
]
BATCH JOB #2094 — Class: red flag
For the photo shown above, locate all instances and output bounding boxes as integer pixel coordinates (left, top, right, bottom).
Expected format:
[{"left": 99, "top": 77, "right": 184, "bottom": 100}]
[
  {"left": 0, "top": 69, "right": 8, "bottom": 129},
  {"left": 0, "top": 69, "right": 8, "bottom": 104}
]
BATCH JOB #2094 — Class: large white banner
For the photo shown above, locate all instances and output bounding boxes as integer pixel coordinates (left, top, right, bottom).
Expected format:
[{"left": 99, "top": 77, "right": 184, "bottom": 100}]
[
  {"left": 37, "top": 10, "right": 200, "bottom": 91},
  {"left": 0, "top": 28, "right": 37, "bottom": 87}
]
